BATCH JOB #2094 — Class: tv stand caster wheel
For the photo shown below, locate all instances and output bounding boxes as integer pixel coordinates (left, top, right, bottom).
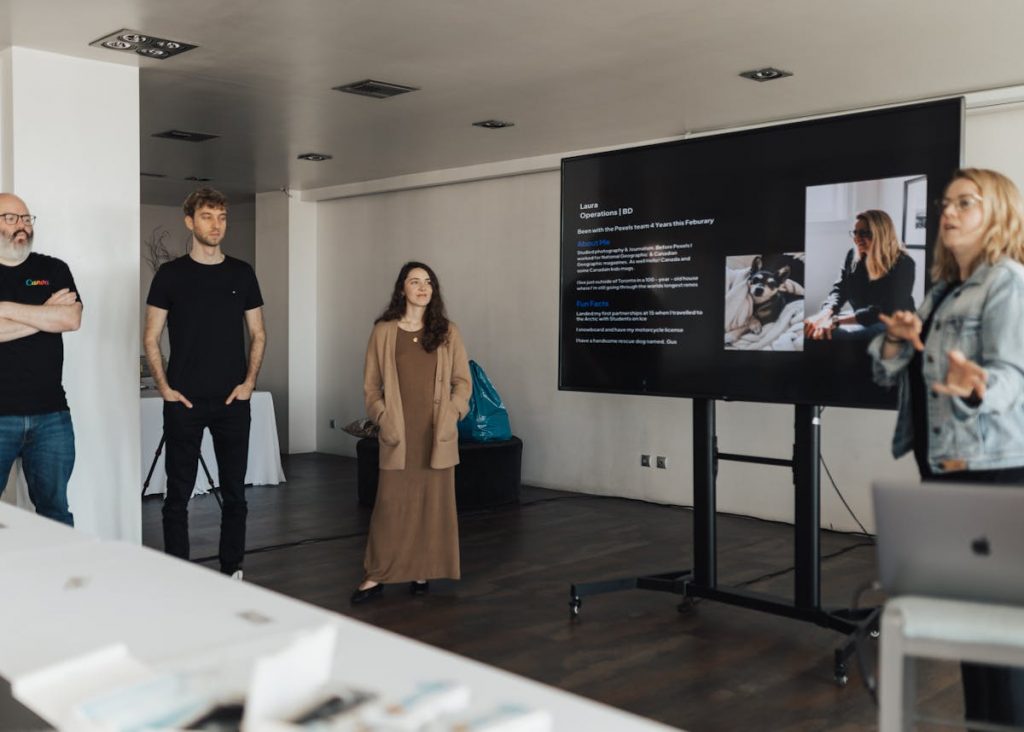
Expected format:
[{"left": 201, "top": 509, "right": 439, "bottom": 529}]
[
  {"left": 569, "top": 596, "right": 581, "bottom": 620},
  {"left": 834, "top": 662, "right": 849, "bottom": 688},
  {"left": 677, "top": 597, "right": 696, "bottom": 613}
]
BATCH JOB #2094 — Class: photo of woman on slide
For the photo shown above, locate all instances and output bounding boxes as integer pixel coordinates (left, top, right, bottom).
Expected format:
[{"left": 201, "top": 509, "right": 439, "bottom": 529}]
[{"left": 804, "top": 209, "right": 915, "bottom": 341}]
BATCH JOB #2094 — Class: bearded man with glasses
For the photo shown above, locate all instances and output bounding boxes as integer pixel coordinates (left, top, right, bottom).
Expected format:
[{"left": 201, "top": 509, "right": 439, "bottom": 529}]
[{"left": 0, "top": 193, "right": 82, "bottom": 526}]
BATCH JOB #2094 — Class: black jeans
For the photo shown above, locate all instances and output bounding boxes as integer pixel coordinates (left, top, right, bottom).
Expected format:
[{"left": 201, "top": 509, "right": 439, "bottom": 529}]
[
  {"left": 962, "top": 663, "right": 1024, "bottom": 728},
  {"left": 162, "top": 398, "right": 251, "bottom": 573}
]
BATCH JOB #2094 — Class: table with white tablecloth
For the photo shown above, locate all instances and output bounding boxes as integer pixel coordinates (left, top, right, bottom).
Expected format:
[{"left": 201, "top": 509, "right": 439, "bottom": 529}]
[
  {"left": 0, "top": 506, "right": 680, "bottom": 731},
  {"left": 140, "top": 390, "right": 285, "bottom": 496}
]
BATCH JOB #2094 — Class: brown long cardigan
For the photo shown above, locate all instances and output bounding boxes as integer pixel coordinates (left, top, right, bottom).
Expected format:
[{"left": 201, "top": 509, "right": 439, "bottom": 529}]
[{"left": 363, "top": 320, "right": 471, "bottom": 470}]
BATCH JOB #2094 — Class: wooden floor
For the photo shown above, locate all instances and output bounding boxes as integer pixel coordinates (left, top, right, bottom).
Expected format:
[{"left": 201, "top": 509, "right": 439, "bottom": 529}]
[{"left": 141, "top": 453, "right": 962, "bottom": 731}]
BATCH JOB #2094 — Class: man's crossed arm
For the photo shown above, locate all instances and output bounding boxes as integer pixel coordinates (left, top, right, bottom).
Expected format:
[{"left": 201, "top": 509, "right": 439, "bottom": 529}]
[{"left": 0, "top": 288, "right": 82, "bottom": 343}]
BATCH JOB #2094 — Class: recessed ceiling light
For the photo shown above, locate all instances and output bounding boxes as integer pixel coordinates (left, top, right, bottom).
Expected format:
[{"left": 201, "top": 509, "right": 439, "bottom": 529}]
[
  {"left": 297, "top": 153, "right": 333, "bottom": 162},
  {"left": 472, "top": 119, "right": 515, "bottom": 129},
  {"left": 152, "top": 129, "right": 219, "bottom": 143},
  {"left": 184, "top": 176, "right": 212, "bottom": 182},
  {"left": 333, "top": 79, "right": 419, "bottom": 99},
  {"left": 739, "top": 67, "right": 793, "bottom": 82},
  {"left": 90, "top": 29, "right": 196, "bottom": 60}
]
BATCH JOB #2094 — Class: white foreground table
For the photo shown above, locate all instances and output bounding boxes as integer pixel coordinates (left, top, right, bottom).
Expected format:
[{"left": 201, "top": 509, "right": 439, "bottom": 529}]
[
  {"left": 0, "top": 502, "right": 96, "bottom": 558},
  {"left": 140, "top": 390, "right": 286, "bottom": 495},
  {"left": 0, "top": 508, "right": 681, "bottom": 731}
]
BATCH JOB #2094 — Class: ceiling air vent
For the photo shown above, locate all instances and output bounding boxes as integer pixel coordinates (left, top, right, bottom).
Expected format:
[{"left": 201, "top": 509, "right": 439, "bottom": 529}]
[
  {"left": 152, "top": 129, "right": 219, "bottom": 143},
  {"left": 333, "top": 79, "right": 419, "bottom": 99}
]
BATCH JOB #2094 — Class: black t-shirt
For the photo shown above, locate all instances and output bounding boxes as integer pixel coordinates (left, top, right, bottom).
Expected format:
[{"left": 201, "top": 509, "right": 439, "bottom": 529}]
[
  {"left": 147, "top": 255, "right": 263, "bottom": 399},
  {"left": 0, "top": 253, "right": 80, "bottom": 415}
]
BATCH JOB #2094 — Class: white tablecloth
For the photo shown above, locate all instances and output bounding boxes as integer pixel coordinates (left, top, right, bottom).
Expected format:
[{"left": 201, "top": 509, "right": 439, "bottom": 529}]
[
  {"left": 0, "top": 508, "right": 680, "bottom": 731},
  {"left": 141, "top": 391, "right": 286, "bottom": 496}
]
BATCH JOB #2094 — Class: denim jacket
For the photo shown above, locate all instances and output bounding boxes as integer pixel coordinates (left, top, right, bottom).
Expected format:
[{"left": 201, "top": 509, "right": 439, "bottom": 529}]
[{"left": 868, "top": 257, "right": 1024, "bottom": 473}]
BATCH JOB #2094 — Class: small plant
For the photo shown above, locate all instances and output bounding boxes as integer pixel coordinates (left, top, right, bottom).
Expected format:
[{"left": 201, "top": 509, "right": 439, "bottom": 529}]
[{"left": 143, "top": 225, "right": 190, "bottom": 273}]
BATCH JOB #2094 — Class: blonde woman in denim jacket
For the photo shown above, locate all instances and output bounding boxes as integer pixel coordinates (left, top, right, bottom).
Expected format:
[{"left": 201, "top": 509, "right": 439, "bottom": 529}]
[{"left": 869, "top": 168, "right": 1024, "bottom": 728}]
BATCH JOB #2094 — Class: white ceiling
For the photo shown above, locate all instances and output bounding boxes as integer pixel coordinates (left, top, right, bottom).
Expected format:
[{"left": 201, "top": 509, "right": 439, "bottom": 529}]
[{"left": 2, "top": 0, "right": 1024, "bottom": 205}]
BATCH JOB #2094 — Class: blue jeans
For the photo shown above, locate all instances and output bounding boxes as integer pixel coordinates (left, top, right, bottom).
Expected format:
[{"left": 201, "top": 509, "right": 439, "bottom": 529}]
[{"left": 0, "top": 411, "right": 75, "bottom": 526}]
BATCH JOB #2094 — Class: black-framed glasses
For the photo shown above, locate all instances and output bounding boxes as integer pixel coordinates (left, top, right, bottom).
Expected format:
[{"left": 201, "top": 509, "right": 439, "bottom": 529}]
[
  {"left": 0, "top": 213, "right": 36, "bottom": 225},
  {"left": 933, "top": 194, "right": 983, "bottom": 214},
  {"left": 850, "top": 228, "right": 873, "bottom": 240}
]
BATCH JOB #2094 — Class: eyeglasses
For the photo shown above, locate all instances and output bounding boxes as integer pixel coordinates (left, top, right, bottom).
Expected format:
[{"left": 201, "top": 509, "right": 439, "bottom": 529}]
[
  {"left": 849, "top": 228, "right": 873, "bottom": 240},
  {"left": 934, "top": 194, "right": 983, "bottom": 214},
  {"left": 0, "top": 213, "right": 36, "bottom": 225}
]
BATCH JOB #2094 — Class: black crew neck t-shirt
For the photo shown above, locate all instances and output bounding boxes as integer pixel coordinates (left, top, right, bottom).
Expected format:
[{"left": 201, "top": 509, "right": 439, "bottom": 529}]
[
  {"left": 0, "top": 253, "right": 80, "bottom": 415},
  {"left": 146, "top": 255, "right": 264, "bottom": 399}
]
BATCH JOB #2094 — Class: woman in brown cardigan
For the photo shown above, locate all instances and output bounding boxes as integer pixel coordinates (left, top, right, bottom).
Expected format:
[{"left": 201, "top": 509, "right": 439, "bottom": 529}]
[{"left": 351, "top": 261, "right": 471, "bottom": 604}]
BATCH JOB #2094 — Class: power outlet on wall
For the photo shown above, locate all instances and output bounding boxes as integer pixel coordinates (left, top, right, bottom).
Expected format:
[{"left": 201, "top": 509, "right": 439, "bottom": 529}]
[
  {"left": 640, "top": 454, "right": 651, "bottom": 468},
  {"left": 656, "top": 456, "right": 668, "bottom": 469},
  {"left": 329, "top": 419, "right": 336, "bottom": 429}
]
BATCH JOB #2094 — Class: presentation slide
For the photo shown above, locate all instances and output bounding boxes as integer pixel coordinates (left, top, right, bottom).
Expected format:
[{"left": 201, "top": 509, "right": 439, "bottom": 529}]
[{"left": 559, "top": 99, "right": 962, "bottom": 408}]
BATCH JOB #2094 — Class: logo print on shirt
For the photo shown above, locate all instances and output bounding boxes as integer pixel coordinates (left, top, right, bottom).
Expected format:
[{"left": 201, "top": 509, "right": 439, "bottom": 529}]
[{"left": 24, "top": 279, "right": 50, "bottom": 286}]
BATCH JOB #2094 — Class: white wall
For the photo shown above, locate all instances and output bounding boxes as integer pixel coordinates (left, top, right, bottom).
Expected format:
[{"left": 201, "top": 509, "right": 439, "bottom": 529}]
[
  {"left": 288, "top": 196, "right": 318, "bottom": 453},
  {"left": 309, "top": 102, "right": 1024, "bottom": 534},
  {"left": 0, "top": 47, "right": 140, "bottom": 541},
  {"left": 140, "top": 204, "right": 191, "bottom": 352},
  {"left": 964, "top": 104, "right": 1024, "bottom": 187},
  {"left": 255, "top": 192, "right": 289, "bottom": 449}
]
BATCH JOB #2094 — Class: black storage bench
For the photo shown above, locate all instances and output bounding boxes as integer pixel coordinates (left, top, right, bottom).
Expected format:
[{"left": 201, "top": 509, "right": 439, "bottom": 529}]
[{"left": 356, "top": 436, "right": 522, "bottom": 511}]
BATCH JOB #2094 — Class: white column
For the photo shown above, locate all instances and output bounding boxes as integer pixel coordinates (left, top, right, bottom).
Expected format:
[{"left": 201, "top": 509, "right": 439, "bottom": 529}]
[
  {"left": 254, "top": 191, "right": 317, "bottom": 455},
  {"left": 288, "top": 196, "right": 318, "bottom": 453},
  {"left": 255, "top": 191, "right": 290, "bottom": 450},
  {"left": 0, "top": 46, "right": 141, "bottom": 541}
]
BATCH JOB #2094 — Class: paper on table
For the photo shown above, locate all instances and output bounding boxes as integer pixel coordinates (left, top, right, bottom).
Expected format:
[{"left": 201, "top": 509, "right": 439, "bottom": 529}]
[
  {"left": 244, "top": 623, "right": 339, "bottom": 725},
  {"left": 13, "top": 644, "right": 153, "bottom": 730}
]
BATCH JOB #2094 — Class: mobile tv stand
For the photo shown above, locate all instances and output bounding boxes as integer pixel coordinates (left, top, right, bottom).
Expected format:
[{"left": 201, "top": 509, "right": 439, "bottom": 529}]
[{"left": 568, "top": 399, "right": 879, "bottom": 687}]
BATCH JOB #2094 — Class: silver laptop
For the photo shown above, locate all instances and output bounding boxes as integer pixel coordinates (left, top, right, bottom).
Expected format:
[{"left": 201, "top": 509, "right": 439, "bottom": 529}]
[{"left": 873, "top": 480, "right": 1024, "bottom": 606}]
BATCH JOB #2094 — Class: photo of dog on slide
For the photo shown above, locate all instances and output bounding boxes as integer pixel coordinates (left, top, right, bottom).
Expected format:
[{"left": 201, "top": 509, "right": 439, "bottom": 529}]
[{"left": 724, "top": 253, "right": 805, "bottom": 351}]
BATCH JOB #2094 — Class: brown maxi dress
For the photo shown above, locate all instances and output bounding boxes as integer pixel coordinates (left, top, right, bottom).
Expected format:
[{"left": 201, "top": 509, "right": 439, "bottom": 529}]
[{"left": 363, "top": 327, "right": 461, "bottom": 582}]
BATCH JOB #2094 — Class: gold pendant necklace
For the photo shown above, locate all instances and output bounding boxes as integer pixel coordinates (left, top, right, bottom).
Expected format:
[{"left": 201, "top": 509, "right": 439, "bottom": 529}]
[{"left": 401, "top": 319, "right": 422, "bottom": 342}]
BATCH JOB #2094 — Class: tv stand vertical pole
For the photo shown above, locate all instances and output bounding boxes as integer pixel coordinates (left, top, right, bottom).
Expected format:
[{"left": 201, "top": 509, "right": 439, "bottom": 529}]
[
  {"left": 692, "top": 398, "right": 716, "bottom": 587},
  {"left": 793, "top": 404, "right": 822, "bottom": 610}
]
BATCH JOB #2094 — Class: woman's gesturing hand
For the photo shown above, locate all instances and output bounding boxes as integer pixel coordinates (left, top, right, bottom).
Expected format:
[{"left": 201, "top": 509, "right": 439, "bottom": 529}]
[
  {"left": 803, "top": 310, "right": 835, "bottom": 340},
  {"left": 933, "top": 349, "right": 988, "bottom": 401},
  {"left": 879, "top": 310, "right": 925, "bottom": 351}
]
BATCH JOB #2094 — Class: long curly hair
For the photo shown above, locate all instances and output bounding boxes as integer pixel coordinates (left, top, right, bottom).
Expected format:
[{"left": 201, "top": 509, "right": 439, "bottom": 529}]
[
  {"left": 855, "top": 209, "right": 905, "bottom": 280},
  {"left": 932, "top": 168, "right": 1024, "bottom": 282},
  {"left": 375, "top": 261, "right": 450, "bottom": 352}
]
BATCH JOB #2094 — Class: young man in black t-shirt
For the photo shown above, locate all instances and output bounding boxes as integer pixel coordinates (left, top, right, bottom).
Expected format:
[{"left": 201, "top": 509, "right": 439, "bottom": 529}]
[
  {"left": 144, "top": 188, "right": 266, "bottom": 579},
  {"left": 0, "top": 193, "right": 82, "bottom": 526}
]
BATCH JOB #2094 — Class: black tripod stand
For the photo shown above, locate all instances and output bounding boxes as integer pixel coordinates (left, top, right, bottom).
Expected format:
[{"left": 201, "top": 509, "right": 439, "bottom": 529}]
[{"left": 142, "top": 433, "right": 222, "bottom": 507}]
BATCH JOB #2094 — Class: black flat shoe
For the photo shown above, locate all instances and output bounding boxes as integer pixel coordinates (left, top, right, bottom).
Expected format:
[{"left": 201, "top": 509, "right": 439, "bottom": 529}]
[
  {"left": 409, "top": 581, "right": 429, "bottom": 596},
  {"left": 350, "top": 583, "right": 383, "bottom": 605}
]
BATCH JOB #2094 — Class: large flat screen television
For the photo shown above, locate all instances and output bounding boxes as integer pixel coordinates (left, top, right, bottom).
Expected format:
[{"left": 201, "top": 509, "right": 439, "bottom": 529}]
[{"left": 559, "top": 98, "right": 963, "bottom": 409}]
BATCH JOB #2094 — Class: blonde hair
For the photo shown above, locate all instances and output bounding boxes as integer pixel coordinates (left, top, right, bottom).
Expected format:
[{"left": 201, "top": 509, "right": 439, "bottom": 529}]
[
  {"left": 932, "top": 168, "right": 1024, "bottom": 282},
  {"left": 856, "top": 209, "right": 904, "bottom": 280}
]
